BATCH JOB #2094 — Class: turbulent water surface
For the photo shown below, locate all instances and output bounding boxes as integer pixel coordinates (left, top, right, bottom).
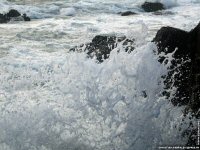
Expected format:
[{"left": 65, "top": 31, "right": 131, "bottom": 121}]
[{"left": 0, "top": 0, "right": 200, "bottom": 150}]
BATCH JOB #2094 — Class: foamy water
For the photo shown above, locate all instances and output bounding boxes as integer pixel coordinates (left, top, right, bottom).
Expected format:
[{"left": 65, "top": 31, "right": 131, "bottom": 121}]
[{"left": 0, "top": 0, "right": 199, "bottom": 149}]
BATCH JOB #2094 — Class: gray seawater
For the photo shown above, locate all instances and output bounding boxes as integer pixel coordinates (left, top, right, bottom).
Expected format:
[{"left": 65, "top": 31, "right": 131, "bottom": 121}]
[{"left": 0, "top": 0, "right": 200, "bottom": 150}]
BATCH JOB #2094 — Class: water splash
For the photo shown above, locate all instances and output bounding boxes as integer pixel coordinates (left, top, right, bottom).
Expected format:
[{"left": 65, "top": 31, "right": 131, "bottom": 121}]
[{"left": 0, "top": 41, "right": 188, "bottom": 149}]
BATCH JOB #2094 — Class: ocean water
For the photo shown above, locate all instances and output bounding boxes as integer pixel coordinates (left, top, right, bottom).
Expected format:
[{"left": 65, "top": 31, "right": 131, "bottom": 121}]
[{"left": 0, "top": 0, "right": 200, "bottom": 150}]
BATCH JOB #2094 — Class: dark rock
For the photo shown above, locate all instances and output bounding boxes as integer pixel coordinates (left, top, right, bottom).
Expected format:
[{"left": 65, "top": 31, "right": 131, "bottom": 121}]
[
  {"left": 0, "top": 14, "right": 7, "bottom": 23},
  {"left": 70, "top": 35, "right": 135, "bottom": 62},
  {"left": 153, "top": 23, "right": 200, "bottom": 110},
  {"left": 186, "top": 128, "right": 198, "bottom": 146},
  {"left": 7, "top": 9, "right": 21, "bottom": 18},
  {"left": 120, "top": 11, "right": 137, "bottom": 16},
  {"left": 141, "top": 2, "right": 165, "bottom": 12},
  {"left": 153, "top": 26, "right": 191, "bottom": 106},
  {"left": 153, "top": 27, "right": 190, "bottom": 60},
  {"left": 0, "top": 9, "right": 31, "bottom": 23},
  {"left": 23, "top": 14, "right": 31, "bottom": 21},
  {"left": 188, "top": 23, "right": 200, "bottom": 114},
  {"left": 142, "top": 91, "right": 147, "bottom": 98},
  {"left": 153, "top": 22, "right": 200, "bottom": 146}
]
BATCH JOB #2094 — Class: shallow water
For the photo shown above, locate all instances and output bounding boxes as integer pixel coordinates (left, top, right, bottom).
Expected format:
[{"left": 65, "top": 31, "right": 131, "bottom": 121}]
[{"left": 0, "top": 0, "right": 200, "bottom": 150}]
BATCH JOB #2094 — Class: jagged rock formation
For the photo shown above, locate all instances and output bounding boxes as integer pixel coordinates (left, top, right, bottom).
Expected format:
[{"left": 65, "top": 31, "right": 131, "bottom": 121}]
[
  {"left": 189, "top": 23, "right": 200, "bottom": 114},
  {"left": 153, "top": 26, "right": 191, "bottom": 106},
  {"left": 153, "top": 22, "right": 200, "bottom": 146},
  {"left": 0, "top": 9, "right": 30, "bottom": 23},
  {"left": 70, "top": 35, "right": 135, "bottom": 62},
  {"left": 153, "top": 23, "right": 200, "bottom": 114},
  {"left": 141, "top": 2, "right": 165, "bottom": 12}
]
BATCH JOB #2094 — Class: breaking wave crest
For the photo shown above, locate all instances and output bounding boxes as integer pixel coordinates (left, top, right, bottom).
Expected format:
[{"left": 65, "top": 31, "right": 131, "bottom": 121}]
[{"left": 0, "top": 42, "right": 188, "bottom": 150}]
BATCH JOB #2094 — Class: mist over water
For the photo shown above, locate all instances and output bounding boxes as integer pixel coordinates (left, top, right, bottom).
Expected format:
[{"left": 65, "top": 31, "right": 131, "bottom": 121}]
[{"left": 0, "top": 0, "right": 200, "bottom": 149}]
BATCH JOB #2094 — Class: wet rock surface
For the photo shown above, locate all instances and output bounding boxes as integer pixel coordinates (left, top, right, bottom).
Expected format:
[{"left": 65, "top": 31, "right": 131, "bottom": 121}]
[
  {"left": 153, "top": 23, "right": 200, "bottom": 113},
  {"left": 153, "top": 22, "right": 200, "bottom": 146},
  {"left": 141, "top": 2, "right": 165, "bottom": 12},
  {"left": 120, "top": 11, "right": 137, "bottom": 16},
  {"left": 0, "top": 9, "right": 31, "bottom": 23},
  {"left": 70, "top": 35, "right": 135, "bottom": 62},
  {"left": 153, "top": 26, "right": 191, "bottom": 106}
]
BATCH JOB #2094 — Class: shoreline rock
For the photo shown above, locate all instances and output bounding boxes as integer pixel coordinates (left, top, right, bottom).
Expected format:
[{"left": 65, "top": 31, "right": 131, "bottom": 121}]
[
  {"left": 70, "top": 35, "right": 135, "bottom": 62},
  {"left": 120, "top": 11, "right": 137, "bottom": 16},
  {"left": 0, "top": 9, "right": 30, "bottom": 23},
  {"left": 153, "top": 23, "right": 200, "bottom": 113},
  {"left": 153, "top": 22, "right": 200, "bottom": 146},
  {"left": 141, "top": 2, "right": 165, "bottom": 12}
]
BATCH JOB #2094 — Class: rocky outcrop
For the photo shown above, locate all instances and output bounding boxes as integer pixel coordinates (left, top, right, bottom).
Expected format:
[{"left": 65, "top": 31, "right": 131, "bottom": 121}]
[
  {"left": 189, "top": 23, "right": 200, "bottom": 114},
  {"left": 141, "top": 2, "right": 165, "bottom": 12},
  {"left": 0, "top": 14, "right": 7, "bottom": 23},
  {"left": 7, "top": 9, "right": 21, "bottom": 18},
  {"left": 153, "top": 26, "right": 191, "bottom": 106},
  {"left": 153, "top": 22, "right": 200, "bottom": 146},
  {"left": 70, "top": 35, "right": 135, "bottom": 62},
  {"left": 0, "top": 9, "right": 30, "bottom": 23},
  {"left": 120, "top": 11, "right": 137, "bottom": 16},
  {"left": 153, "top": 23, "right": 200, "bottom": 113}
]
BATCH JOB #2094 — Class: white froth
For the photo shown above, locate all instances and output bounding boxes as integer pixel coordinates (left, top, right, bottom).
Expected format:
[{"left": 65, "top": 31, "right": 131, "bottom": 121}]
[
  {"left": 60, "top": 7, "right": 76, "bottom": 16},
  {"left": 0, "top": 42, "right": 187, "bottom": 150}
]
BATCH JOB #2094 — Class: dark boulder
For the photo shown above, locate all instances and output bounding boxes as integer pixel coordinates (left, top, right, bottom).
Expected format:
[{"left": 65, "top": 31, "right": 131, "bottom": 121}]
[
  {"left": 120, "top": 11, "right": 137, "bottom": 16},
  {"left": 153, "top": 23, "right": 200, "bottom": 112},
  {"left": 22, "top": 14, "right": 31, "bottom": 21},
  {"left": 7, "top": 9, "right": 21, "bottom": 18},
  {"left": 153, "top": 26, "right": 191, "bottom": 106},
  {"left": 70, "top": 35, "right": 135, "bottom": 62},
  {"left": 188, "top": 23, "right": 200, "bottom": 113},
  {"left": 153, "top": 27, "right": 190, "bottom": 61},
  {"left": 141, "top": 2, "right": 165, "bottom": 12},
  {"left": 0, "top": 14, "right": 7, "bottom": 23},
  {"left": 153, "top": 22, "right": 200, "bottom": 146},
  {"left": 0, "top": 9, "right": 31, "bottom": 23}
]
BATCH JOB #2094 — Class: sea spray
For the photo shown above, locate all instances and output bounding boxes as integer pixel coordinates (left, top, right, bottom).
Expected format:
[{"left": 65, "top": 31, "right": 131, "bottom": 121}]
[{"left": 0, "top": 40, "right": 188, "bottom": 149}]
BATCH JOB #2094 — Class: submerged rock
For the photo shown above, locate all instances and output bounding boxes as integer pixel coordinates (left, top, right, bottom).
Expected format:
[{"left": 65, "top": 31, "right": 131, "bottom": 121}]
[
  {"left": 153, "top": 11, "right": 174, "bottom": 15},
  {"left": 70, "top": 35, "right": 135, "bottom": 62},
  {"left": 141, "top": 2, "right": 165, "bottom": 12},
  {"left": 0, "top": 9, "right": 31, "bottom": 23},
  {"left": 120, "top": 11, "right": 137, "bottom": 16},
  {"left": 153, "top": 22, "right": 200, "bottom": 146}
]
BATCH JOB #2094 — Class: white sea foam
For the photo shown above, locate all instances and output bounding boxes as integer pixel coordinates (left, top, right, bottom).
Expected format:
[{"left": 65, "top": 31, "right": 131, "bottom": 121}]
[
  {"left": 60, "top": 7, "right": 76, "bottom": 16},
  {"left": 0, "top": 38, "right": 189, "bottom": 150}
]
